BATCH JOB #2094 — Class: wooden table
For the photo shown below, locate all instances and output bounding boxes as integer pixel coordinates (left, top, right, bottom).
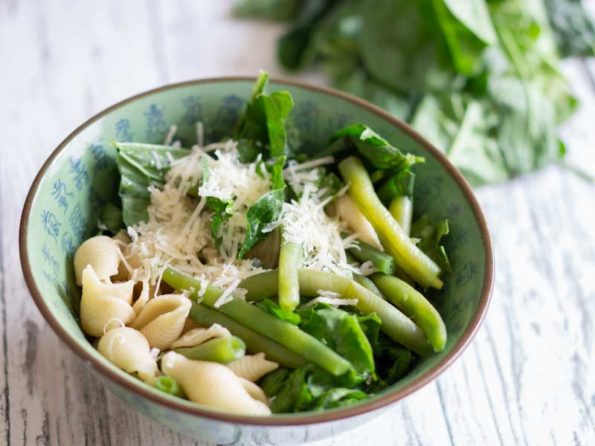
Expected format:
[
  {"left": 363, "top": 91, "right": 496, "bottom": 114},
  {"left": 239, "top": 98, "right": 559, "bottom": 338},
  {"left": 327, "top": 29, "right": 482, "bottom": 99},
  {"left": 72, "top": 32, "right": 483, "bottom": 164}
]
[{"left": 1, "top": 1, "right": 594, "bottom": 445}]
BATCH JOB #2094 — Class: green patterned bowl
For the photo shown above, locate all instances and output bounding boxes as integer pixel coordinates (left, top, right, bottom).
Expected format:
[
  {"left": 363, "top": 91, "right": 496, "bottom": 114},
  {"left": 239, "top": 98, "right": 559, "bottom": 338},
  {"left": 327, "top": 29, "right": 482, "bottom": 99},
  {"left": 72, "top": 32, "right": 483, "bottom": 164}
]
[{"left": 19, "top": 78, "right": 493, "bottom": 444}]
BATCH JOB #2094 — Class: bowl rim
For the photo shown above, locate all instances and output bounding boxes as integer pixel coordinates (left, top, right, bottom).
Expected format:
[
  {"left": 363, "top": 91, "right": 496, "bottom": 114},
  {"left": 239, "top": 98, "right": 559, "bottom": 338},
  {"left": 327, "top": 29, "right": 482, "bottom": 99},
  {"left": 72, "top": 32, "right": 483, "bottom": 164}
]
[{"left": 19, "top": 76, "right": 494, "bottom": 427}]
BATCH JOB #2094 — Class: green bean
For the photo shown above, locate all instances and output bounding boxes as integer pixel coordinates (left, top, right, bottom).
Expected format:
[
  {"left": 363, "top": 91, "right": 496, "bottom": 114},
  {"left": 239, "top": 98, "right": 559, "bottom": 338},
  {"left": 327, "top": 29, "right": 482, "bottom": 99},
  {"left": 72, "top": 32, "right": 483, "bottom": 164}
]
[
  {"left": 175, "top": 336, "right": 246, "bottom": 364},
  {"left": 353, "top": 274, "right": 384, "bottom": 298},
  {"left": 348, "top": 240, "right": 395, "bottom": 275},
  {"left": 278, "top": 241, "right": 302, "bottom": 311},
  {"left": 240, "top": 270, "right": 430, "bottom": 355},
  {"left": 189, "top": 303, "right": 305, "bottom": 368},
  {"left": 389, "top": 196, "right": 413, "bottom": 236},
  {"left": 163, "top": 268, "right": 351, "bottom": 375},
  {"left": 372, "top": 274, "right": 447, "bottom": 352},
  {"left": 154, "top": 376, "right": 186, "bottom": 398},
  {"left": 338, "top": 157, "right": 442, "bottom": 289}
]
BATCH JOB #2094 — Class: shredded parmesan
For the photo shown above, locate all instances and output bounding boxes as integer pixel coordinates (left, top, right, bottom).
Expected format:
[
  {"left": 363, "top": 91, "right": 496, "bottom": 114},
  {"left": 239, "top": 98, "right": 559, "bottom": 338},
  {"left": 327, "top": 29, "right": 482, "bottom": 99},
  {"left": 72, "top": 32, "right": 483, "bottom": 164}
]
[
  {"left": 281, "top": 167, "right": 366, "bottom": 277},
  {"left": 121, "top": 130, "right": 373, "bottom": 303},
  {"left": 123, "top": 141, "right": 268, "bottom": 296}
]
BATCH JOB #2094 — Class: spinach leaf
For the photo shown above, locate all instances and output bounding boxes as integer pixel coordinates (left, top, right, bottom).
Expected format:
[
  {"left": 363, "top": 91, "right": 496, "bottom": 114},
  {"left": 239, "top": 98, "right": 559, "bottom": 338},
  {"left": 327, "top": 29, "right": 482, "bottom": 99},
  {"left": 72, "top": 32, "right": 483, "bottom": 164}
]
[
  {"left": 277, "top": 0, "right": 339, "bottom": 70},
  {"left": 410, "top": 93, "right": 508, "bottom": 186},
  {"left": 115, "top": 142, "right": 189, "bottom": 226},
  {"left": 238, "top": 156, "right": 286, "bottom": 258},
  {"left": 544, "top": 0, "right": 595, "bottom": 57},
  {"left": 205, "top": 197, "right": 234, "bottom": 248},
  {"left": 298, "top": 303, "right": 376, "bottom": 378},
  {"left": 256, "top": 298, "right": 301, "bottom": 325},
  {"left": 260, "top": 364, "right": 368, "bottom": 413},
  {"left": 370, "top": 334, "right": 416, "bottom": 387},
  {"left": 234, "top": 71, "right": 294, "bottom": 158},
  {"left": 376, "top": 169, "right": 415, "bottom": 205},
  {"left": 433, "top": 0, "right": 496, "bottom": 75},
  {"left": 99, "top": 203, "right": 123, "bottom": 234},
  {"left": 233, "top": 0, "right": 301, "bottom": 21},
  {"left": 411, "top": 215, "right": 452, "bottom": 273},
  {"left": 238, "top": 0, "right": 585, "bottom": 185},
  {"left": 329, "top": 123, "right": 424, "bottom": 171}
]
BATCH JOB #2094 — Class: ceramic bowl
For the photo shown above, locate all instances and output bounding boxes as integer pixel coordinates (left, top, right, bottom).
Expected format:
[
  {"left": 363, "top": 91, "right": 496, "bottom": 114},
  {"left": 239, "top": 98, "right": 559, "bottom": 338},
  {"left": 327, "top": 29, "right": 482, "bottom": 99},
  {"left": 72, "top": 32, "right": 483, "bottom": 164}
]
[{"left": 20, "top": 77, "right": 493, "bottom": 445}]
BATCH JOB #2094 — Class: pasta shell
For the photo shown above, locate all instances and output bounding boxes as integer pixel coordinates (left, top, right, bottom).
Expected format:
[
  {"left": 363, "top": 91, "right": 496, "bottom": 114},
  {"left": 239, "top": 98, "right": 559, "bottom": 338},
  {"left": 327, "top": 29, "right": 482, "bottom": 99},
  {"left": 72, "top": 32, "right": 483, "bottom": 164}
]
[
  {"left": 160, "top": 352, "right": 270, "bottom": 415},
  {"left": 80, "top": 266, "right": 136, "bottom": 337},
  {"left": 98, "top": 327, "right": 159, "bottom": 383},
  {"left": 335, "top": 195, "right": 382, "bottom": 249},
  {"left": 132, "top": 280, "right": 151, "bottom": 315},
  {"left": 228, "top": 353, "right": 279, "bottom": 382},
  {"left": 74, "top": 235, "right": 121, "bottom": 286},
  {"left": 170, "top": 324, "right": 231, "bottom": 349},
  {"left": 131, "top": 294, "right": 192, "bottom": 350}
]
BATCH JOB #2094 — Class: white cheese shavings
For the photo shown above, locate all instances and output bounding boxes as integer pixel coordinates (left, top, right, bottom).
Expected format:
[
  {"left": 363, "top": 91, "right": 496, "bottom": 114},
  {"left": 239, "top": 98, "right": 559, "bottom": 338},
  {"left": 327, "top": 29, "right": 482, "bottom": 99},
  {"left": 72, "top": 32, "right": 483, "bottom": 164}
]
[
  {"left": 281, "top": 168, "right": 364, "bottom": 278},
  {"left": 123, "top": 141, "right": 268, "bottom": 295}
]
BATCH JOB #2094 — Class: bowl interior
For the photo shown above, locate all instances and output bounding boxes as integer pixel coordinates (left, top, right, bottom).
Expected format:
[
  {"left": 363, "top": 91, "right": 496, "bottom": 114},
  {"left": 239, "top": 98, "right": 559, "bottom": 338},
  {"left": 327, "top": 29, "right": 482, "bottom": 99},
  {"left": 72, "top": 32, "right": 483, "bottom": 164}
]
[{"left": 22, "top": 79, "right": 489, "bottom": 419}]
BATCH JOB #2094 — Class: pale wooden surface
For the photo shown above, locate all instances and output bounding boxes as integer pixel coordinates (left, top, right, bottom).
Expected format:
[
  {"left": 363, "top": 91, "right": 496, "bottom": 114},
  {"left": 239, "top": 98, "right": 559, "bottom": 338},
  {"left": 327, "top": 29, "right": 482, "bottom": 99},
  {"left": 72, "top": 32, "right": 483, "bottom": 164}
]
[{"left": 1, "top": 1, "right": 594, "bottom": 445}]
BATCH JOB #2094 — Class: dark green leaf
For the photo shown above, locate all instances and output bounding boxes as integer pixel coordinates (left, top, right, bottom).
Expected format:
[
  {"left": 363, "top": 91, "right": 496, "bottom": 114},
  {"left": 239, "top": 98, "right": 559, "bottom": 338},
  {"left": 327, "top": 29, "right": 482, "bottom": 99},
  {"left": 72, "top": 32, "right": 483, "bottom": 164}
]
[
  {"left": 234, "top": 72, "right": 294, "bottom": 158},
  {"left": 370, "top": 334, "right": 415, "bottom": 386},
  {"left": 260, "top": 364, "right": 369, "bottom": 413},
  {"left": 410, "top": 93, "right": 509, "bottom": 186},
  {"left": 411, "top": 215, "right": 452, "bottom": 273},
  {"left": 233, "top": 0, "right": 301, "bottom": 21},
  {"left": 277, "top": 0, "right": 339, "bottom": 70},
  {"left": 330, "top": 123, "right": 424, "bottom": 171},
  {"left": 544, "top": 0, "right": 595, "bottom": 57},
  {"left": 239, "top": 189, "right": 285, "bottom": 258},
  {"left": 376, "top": 169, "right": 415, "bottom": 204},
  {"left": 298, "top": 303, "right": 375, "bottom": 377},
  {"left": 99, "top": 202, "right": 123, "bottom": 234},
  {"left": 205, "top": 196, "right": 234, "bottom": 248}
]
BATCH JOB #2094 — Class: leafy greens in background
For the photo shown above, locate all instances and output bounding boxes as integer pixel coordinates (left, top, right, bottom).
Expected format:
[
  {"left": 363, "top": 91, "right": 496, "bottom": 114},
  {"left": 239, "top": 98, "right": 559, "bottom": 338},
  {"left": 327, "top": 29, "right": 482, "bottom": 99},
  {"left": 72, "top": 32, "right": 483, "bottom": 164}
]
[
  {"left": 234, "top": 0, "right": 595, "bottom": 186},
  {"left": 544, "top": 0, "right": 595, "bottom": 57}
]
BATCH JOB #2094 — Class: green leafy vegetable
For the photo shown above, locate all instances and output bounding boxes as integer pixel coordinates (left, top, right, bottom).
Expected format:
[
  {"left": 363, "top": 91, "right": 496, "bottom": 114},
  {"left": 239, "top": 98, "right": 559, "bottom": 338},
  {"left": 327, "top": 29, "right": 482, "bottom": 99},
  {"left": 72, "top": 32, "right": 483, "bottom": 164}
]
[
  {"left": 234, "top": 71, "right": 294, "bottom": 158},
  {"left": 298, "top": 303, "right": 377, "bottom": 378},
  {"left": 371, "top": 335, "right": 416, "bottom": 387},
  {"left": 256, "top": 298, "right": 301, "bottom": 325},
  {"left": 329, "top": 124, "right": 424, "bottom": 171},
  {"left": 260, "top": 364, "right": 368, "bottom": 413},
  {"left": 544, "top": 0, "right": 595, "bottom": 57},
  {"left": 115, "top": 143, "right": 189, "bottom": 226},
  {"left": 239, "top": 156, "right": 286, "bottom": 258},
  {"left": 234, "top": 0, "right": 300, "bottom": 21},
  {"left": 411, "top": 215, "right": 452, "bottom": 273},
  {"left": 237, "top": 0, "right": 587, "bottom": 185},
  {"left": 99, "top": 202, "right": 123, "bottom": 234}
]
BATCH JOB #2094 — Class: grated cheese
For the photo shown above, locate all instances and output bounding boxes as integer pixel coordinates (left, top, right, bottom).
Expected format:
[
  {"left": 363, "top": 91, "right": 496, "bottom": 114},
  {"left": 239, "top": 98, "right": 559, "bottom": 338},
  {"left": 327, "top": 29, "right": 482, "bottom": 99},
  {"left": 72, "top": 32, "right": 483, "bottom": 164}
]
[
  {"left": 281, "top": 166, "right": 366, "bottom": 278},
  {"left": 123, "top": 141, "right": 268, "bottom": 297},
  {"left": 122, "top": 133, "right": 373, "bottom": 304}
]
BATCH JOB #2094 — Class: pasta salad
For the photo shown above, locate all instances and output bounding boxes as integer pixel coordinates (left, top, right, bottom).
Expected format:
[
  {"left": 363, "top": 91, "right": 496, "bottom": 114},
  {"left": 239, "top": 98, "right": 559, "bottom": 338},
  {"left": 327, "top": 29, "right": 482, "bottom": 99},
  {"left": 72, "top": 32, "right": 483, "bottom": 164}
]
[{"left": 73, "top": 73, "right": 451, "bottom": 415}]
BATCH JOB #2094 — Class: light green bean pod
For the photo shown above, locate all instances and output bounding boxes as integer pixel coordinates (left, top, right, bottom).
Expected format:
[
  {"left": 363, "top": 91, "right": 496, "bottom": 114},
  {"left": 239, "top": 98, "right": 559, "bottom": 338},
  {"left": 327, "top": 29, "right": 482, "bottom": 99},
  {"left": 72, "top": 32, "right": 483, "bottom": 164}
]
[
  {"left": 372, "top": 274, "right": 447, "bottom": 352},
  {"left": 338, "top": 157, "right": 442, "bottom": 289}
]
